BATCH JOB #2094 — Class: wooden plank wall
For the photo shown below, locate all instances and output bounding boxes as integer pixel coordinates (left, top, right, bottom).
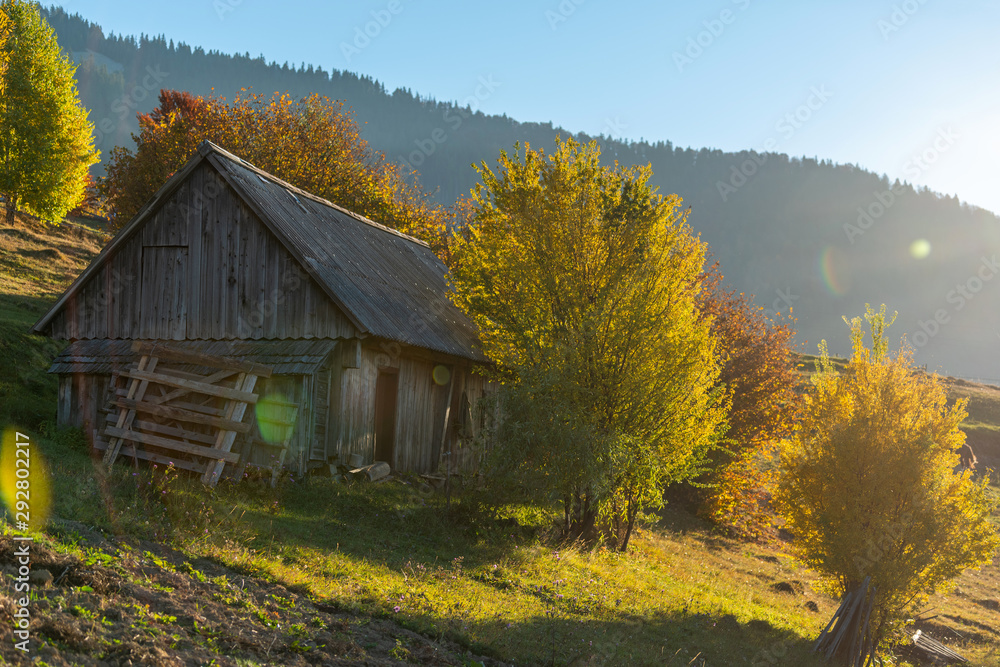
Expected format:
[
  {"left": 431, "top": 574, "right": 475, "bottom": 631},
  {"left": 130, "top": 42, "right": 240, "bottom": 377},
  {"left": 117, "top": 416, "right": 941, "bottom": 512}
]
[
  {"left": 331, "top": 343, "right": 492, "bottom": 475},
  {"left": 58, "top": 374, "right": 110, "bottom": 450},
  {"left": 335, "top": 345, "right": 390, "bottom": 467},
  {"left": 395, "top": 356, "right": 447, "bottom": 473},
  {"left": 46, "top": 162, "right": 357, "bottom": 342}
]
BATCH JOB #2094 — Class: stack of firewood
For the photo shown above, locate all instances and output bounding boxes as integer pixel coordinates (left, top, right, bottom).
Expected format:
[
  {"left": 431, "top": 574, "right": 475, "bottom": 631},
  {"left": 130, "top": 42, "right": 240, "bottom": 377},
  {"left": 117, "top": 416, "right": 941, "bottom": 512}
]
[
  {"left": 813, "top": 577, "right": 881, "bottom": 666},
  {"left": 911, "top": 630, "right": 968, "bottom": 664}
]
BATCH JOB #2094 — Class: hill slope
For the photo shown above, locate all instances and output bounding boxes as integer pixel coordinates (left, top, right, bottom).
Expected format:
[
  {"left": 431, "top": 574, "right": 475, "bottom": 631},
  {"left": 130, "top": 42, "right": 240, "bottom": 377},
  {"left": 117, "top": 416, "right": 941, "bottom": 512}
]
[{"left": 40, "top": 7, "right": 1000, "bottom": 380}]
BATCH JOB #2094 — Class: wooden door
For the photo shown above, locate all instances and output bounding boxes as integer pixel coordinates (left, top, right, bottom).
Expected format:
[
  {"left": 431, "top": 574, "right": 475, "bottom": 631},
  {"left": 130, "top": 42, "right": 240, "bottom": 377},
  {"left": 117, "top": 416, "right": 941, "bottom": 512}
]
[
  {"left": 311, "top": 367, "right": 332, "bottom": 462},
  {"left": 373, "top": 370, "right": 398, "bottom": 466},
  {"left": 139, "top": 246, "right": 188, "bottom": 339}
]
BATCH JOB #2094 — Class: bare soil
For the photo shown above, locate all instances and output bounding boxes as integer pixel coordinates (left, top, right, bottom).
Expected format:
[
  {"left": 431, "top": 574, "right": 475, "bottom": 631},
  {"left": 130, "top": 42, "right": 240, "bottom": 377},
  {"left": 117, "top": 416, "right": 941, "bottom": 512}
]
[{"left": 0, "top": 520, "right": 505, "bottom": 666}]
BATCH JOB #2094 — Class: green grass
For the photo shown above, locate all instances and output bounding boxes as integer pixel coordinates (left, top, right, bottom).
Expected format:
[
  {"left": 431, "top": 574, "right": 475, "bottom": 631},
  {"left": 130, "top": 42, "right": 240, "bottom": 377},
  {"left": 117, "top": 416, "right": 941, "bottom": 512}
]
[
  {"left": 0, "top": 212, "right": 104, "bottom": 429},
  {"left": 28, "top": 426, "right": 835, "bottom": 665}
]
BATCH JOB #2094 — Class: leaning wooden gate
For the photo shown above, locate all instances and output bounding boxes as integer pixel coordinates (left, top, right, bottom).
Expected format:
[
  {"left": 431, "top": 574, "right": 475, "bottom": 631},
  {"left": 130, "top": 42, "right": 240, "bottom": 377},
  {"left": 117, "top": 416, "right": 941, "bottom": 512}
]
[{"left": 98, "top": 341, "right": 273, "bottom": 486}]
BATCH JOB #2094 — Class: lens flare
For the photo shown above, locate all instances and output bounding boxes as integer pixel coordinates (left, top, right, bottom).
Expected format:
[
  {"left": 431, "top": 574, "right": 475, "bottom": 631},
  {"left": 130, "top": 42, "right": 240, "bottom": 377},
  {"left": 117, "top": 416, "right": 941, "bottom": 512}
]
[
  {"left": 255, "top": 393, "right": 297, "bottom": 444},
  {"left": 432, "top": 365, "right": 451, "bottom": 386},
  {"left": 819, "top": 246, "right": 850, "bottom": 297},
  {"left": 910, "top": 238, "right": 931, "bottom": 259},
  {"left": 1, "top": 428, "right": 51, "bottom": 532}
]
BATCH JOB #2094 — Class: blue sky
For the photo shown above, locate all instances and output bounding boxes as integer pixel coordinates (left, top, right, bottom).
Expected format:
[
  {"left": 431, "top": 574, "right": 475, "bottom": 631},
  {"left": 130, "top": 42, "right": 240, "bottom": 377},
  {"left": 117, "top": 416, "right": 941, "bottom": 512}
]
[{"left": 52, "top": 0, "right": 1000, "bottom": 214}]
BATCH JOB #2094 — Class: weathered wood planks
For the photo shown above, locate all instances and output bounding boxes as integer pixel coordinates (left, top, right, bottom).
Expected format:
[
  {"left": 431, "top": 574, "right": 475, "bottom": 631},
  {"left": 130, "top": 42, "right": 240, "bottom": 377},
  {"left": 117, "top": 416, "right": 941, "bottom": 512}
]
[{"left": 101, "top": 342, "right": 275, "bottom": 487}]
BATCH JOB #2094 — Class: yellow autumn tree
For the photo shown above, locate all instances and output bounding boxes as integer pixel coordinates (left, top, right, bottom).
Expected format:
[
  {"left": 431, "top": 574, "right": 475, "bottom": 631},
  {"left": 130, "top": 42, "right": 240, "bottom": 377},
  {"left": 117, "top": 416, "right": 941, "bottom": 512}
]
[
  {"left": 775, "top": 304, "right": 999, "bottom": 652},
  {"left": 450, "top": 138, "right": 727, "bottom": 550},
  {"left": 0, "top": 0, "right": 99, "bottom": 225}
]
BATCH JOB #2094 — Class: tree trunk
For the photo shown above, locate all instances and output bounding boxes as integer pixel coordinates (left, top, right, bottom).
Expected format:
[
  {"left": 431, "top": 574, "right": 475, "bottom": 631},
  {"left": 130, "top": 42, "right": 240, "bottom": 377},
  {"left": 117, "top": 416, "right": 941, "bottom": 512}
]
[
  {"left": 564, "top": 492, "right": 597, "bottom": 542},
  {"left": 4, "top": 194, "right": 15, "bottom": 226},
  {"left": 617, "top": 496, "right": 639, "bottom": 552}
]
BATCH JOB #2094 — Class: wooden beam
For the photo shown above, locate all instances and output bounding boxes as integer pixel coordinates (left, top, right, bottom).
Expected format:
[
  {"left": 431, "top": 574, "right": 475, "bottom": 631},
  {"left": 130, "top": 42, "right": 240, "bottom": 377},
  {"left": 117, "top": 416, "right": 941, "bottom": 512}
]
[
  {"left": 113, "top": 398, "right": 251, "bottom": 433},
  {"left": 146, "top": 367, "right": 244, "bottom": 405},
  {"left": 122, "top": 369, "right": 259, "bottom": 404},
  {"left": 104, "top": 413, "right": 219, "bottom": 447},
  {"left": 153, "top": 366, "right": 238, "bottom": 383},
  {"left": 104, "top": 426, "right": 240, "bottom": 463},
  {"left": 103, "top": 354, "right": 157, "bottom": 465},
  {"left": 202, "top": 372, "right": 259, "bottom": 486},
  {"left": 131, "top": 341, "right": 273, "bottom": 377},
  {"left": 94, "top": 439, "right": 207, "bottom": 474}
]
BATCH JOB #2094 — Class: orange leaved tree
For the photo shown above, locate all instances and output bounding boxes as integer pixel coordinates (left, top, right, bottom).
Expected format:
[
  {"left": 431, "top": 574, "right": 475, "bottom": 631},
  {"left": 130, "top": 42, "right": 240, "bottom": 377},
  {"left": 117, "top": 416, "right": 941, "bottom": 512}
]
[
  {"left": 100, "top": 89, "right": 443, "bottom": 243},
  {"left": 695, "top": 268, "right": 801, "bottom": 538}
]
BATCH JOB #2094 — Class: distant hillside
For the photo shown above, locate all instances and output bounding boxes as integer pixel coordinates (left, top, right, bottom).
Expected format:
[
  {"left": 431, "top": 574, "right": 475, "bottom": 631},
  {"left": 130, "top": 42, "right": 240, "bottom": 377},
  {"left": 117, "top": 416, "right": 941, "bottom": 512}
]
[{"left": 42, "top": 7, "right": 1000, "bottom": 380}]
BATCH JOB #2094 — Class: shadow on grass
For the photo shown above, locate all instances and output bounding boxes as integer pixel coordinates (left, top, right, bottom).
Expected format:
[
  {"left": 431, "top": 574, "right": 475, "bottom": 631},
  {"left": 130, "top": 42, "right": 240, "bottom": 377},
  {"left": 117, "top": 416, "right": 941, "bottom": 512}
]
[
  {"left": 30, "top": 436, "right": 828, "bottom": 666},
  {"left": 393, "top": 606, "right": 820, "bottom": 666}
]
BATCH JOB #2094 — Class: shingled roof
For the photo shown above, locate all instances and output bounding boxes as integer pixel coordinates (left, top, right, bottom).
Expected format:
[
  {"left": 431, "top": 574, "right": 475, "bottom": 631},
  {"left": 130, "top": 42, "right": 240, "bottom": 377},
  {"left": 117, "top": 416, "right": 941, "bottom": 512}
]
[{"left": 33, "top": 141, "right": 486, "bottom": 362}]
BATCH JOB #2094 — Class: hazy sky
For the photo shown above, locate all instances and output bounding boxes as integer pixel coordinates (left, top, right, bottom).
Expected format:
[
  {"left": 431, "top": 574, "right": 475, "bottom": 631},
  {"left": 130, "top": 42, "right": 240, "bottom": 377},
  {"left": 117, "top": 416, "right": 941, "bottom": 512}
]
[{"left": 51, "top": 0, "right": 1000, "bottom": 214}]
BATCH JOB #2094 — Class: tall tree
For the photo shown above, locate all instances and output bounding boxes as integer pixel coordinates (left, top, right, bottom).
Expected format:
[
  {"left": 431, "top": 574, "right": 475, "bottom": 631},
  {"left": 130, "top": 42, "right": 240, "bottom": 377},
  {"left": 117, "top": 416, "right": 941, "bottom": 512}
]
[
  {"left": 0, "top": 0, "right": 98, "bottom": 225},
  {"left": 775, "top": 304, "right": 999, "bottom": 658},
  {"left": 450, "top": 137, "right": 727, "bottom": 550},
  {"left": 100, "top": 89, "right": 444, "bottom": 244},
  {"left": 695, "top": 268, "right": 801, "bottom": 538}
]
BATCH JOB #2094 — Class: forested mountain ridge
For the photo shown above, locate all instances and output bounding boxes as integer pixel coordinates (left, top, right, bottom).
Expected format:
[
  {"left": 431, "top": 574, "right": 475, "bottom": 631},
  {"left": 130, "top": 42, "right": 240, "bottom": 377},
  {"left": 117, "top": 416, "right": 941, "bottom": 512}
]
[{"left": 42, "top": 6, "right": 1000, "bottom": 380}]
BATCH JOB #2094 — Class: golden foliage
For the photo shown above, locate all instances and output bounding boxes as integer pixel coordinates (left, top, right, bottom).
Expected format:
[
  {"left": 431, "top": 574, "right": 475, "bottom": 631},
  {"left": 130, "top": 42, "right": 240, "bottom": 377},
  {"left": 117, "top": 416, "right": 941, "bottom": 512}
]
[
  {"left": 775, "top": 304, "right": 999, "bottom": 640},
  {"left": 0, "top": 0, "right": 99, "bottom": 224},
  {"left": 450, "top": 137, "right": 727, "bottom": 550}
]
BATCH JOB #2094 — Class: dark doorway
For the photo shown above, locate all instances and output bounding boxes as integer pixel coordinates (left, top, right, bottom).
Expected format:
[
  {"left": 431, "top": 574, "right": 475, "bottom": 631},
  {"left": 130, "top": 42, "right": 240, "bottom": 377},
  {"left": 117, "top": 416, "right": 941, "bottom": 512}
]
[{"left": 373, "top": 370, "right": 399, "bottom": 465}]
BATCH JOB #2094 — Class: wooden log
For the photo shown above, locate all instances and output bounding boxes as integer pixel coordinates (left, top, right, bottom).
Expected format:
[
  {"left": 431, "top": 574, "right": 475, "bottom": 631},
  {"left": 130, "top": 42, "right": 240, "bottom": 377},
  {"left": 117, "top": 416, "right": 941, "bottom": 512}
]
[
  {"left": 122, "top": 369, "right": 259, "bottom": 403},
  {"left": 113, "top": 398, "right": 250, "bottom": 433},
  {"left": 103, "top": 426, "right": 240, "bottom": 463},
  {"left": 351, "top": 461, "right": 390, "bottom": 482},
  {"left": 131, "top": 341, "right": 273, "bottom": 377}
]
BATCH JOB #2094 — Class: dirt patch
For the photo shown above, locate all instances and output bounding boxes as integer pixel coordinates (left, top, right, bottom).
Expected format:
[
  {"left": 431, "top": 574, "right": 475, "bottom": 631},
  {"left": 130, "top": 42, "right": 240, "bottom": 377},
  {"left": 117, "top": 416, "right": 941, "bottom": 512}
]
[
  {"left": 0, "top": 530, "right": 508, "bottom": 666},
  {"left": 771, "top": 580, "right": 804, "bottom": 595},
  {"left": 17, "top": 247, "right": 65, "bottom": 261}
]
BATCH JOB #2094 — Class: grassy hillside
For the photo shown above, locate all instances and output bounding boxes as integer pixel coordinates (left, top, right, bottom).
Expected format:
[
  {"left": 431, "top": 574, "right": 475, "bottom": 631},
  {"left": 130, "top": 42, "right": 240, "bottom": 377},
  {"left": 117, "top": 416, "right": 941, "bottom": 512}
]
[
  {"left": 0, "top": 213, "right": 106, "bottom": 427},
  {"left": 0, "top": 217, "right": 998, "bottom": 665}
]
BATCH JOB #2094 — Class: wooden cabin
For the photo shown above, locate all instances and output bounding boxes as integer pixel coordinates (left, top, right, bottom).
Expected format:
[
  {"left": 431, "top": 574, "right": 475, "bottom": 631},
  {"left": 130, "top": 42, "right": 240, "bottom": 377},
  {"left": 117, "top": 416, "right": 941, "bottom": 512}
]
[{"left": 33, "top": 141, "right": 490, "bottom": 476}]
